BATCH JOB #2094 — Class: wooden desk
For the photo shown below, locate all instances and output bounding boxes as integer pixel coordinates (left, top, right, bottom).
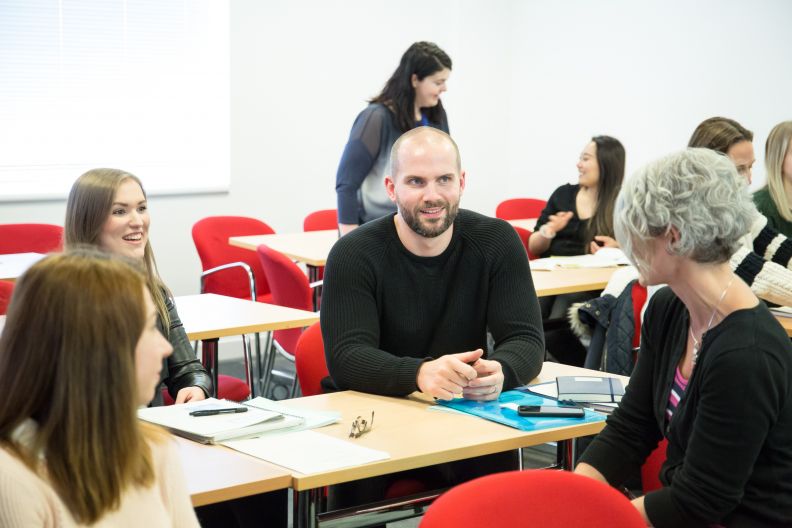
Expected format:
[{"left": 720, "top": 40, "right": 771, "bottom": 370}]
[
  {"left": 0, "top": 252, "right": 45, "bottom": 281},
  {"left": 775, "top": 315, "right": 792, "bottom": 337},
  {"left": 532, "top": 266, "right": 618, "bottom": 297},
  {"left": 508, "top": 218, "right": 537, "bottom": 231},
  {"left": 176, "top": 293, "right": 319, "bottom": 341},
  {"left": 229, "top": 230, "right": 338, "bottom": 268},
  {"left": 175, "top": 293, "right": 319, "bottom": 396},
  {"left": 176, "top": 436, "right": 291, "bottom": 507},
  {"left": 280, "top": 362, "right": 611, "bottom": 527}
]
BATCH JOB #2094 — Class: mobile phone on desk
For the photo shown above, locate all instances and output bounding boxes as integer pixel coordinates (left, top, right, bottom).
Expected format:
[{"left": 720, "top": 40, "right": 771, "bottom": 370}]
[
  {"left": 189, "top": 404, "right": 248, "bottom": 417},
  {"left": 518, "top": 405, "right": 584, "bottom": 418}
]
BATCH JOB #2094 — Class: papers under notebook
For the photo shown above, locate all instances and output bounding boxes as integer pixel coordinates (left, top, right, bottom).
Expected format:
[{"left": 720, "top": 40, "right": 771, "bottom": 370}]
[
  {"left": 529, "top": 248, "right": 631, "bottom": 270},
  {"left": 556, "top": 376, "right": 625, "bottom": 403},
  {"left": 222, "top": 430, "right": 390, "bottom": 474},
  {"left": 138, "top": 397, "right": 339, "bottom": 444}
]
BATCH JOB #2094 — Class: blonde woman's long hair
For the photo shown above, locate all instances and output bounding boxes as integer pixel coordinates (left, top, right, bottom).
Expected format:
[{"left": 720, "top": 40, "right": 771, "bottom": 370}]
[
  {"left": 764, "top": 121, "right": 792, "bottom": 222},
  {"left": 0, "top": 251, "right": 159, "bottom": 523},
  {"left": 64, "top": 168, "right": 171, "bottom": 330}
]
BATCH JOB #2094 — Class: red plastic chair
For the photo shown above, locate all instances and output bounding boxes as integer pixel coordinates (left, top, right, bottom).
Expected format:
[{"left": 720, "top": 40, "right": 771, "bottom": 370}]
[
  {"left": 421, "top": 469, "right": 645, "bottom": 528},
  {"left": 294, "top": 322, "right": 327, "bottom": 397},
  {"left": 642, "top": 438, "right": 668, "bottom": 494},
  {"left": 495, "top": 198, "right": 547, "bottom": 221},
  {"left": 191, "top": 216, "right": 275, "bottom": 303},
  {"left": 161, "top": 374, "right": 250, "bottom": 405},
  {"left": 303, "top": 209, "right": 337, "bottom": 282},
  {"left": 256, "top": 244, "right": 318, "bottom": 397},
  {"left": 513, "top": 226, "right": 538, "bottom": 260},
  {"left": 0, "top": 223, "right": 63, "bottom": 254},
  {"left": 0, "top": 280, "right": 14, "bottom": 315},
  {"left": 303, "top": 209, "right": 338, "bottom": 232}
]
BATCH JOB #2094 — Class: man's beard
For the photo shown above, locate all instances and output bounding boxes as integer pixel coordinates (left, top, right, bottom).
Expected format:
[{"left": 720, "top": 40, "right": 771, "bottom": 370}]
[{"left": 397, "top": 198, "right": 460, "bottom": 238}]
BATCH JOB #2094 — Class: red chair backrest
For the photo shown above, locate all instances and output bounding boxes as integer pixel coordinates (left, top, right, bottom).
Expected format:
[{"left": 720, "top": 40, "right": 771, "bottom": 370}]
[
  {"left": 0, "top": 223, "right": 63, "bottom": 254},
  {"left": 161, "top": 374, "right": 250, "bottom": 405},
  {"left": 192, "top": 216, "right": 274, "bottom": 300},
  {"left": 294, "top": 322, "right": 328, "bottom": 397},
  {"left": 303, "top": 209, "right": 338, "bottom": 232},
  {"left": 512, "top": 226, "right": 538, "bottom": 260},
  {"left": 421, "top": 469, "right": 645, "bottom": 528},
  {"left": 495, "top": 198, "right": 547, "bottom": 221},
  {"left": 256, "top": 244, "right": 313, "bottom": 354},
  {"left": 642, "top": 438, "right": 668, "bottom": 494},
  {"left": 0, "top": 281, "right": 14, "bottom": 315}
]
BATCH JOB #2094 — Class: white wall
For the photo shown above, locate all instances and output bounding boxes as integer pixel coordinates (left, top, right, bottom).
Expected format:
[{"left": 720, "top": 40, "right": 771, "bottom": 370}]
[{"left": 2, "top": 0, "right": 790, "bottom": 296}]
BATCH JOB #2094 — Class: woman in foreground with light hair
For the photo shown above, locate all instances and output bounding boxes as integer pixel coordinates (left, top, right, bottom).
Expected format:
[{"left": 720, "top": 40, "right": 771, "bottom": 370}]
[
  {"left": 0, "top": 251, "right": 198, "bottom": 526},
  {"left": 575, "top": 149, "right": 792, "bottom": 527}
]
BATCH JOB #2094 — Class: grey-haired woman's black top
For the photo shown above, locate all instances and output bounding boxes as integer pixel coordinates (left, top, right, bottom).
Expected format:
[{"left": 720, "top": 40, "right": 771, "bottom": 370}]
[{"left": 579, "top": 287, "right": 792, "bottom": 527}]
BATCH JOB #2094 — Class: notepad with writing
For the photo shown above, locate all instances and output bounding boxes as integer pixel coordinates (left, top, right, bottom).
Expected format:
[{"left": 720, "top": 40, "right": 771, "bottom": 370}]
[
  {"left": 556, "top": 376, "right": 624, "bottom": 403},
  {"left": 138, "top": 397, "right": 305, "bottom": 444}
]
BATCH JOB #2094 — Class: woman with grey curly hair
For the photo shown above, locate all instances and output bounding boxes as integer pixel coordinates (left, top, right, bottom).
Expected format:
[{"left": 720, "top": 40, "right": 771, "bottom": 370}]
[{"left": 575, "top": 148, "right": 792, "bottom": 528}]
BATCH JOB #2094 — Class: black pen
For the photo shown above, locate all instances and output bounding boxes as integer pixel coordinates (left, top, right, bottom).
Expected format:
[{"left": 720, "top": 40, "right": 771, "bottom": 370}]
[{"left": 189, "top": 407, "right": 248, "bottom": 417}]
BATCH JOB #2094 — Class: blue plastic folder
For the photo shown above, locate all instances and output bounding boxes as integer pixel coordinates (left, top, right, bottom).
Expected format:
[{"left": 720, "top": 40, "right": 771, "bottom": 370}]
[{"left": 436, "top": 389, "right": 606, "bottom": 431}]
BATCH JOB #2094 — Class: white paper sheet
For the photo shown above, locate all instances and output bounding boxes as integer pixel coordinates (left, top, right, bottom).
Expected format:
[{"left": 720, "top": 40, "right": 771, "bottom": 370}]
[{"left": 222, "top": 430, "right": 390, "bottom": 474}]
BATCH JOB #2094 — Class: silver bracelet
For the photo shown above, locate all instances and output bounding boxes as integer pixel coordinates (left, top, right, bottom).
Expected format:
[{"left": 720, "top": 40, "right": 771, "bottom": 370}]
[{"left": 539, "top": 225, "right": 556, "bottom": 239}]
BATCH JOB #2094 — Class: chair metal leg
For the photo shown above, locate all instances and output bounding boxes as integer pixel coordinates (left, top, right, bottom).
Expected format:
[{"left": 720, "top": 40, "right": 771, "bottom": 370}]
[
  {"left": 199, "top": 338, "right": 220, "bottom": 398},
  {"left": 261, "top": 337, "right": 278, "bottom": 397},
  {"left": 241, "top": 334, "right": 254, "bottom": 399}
]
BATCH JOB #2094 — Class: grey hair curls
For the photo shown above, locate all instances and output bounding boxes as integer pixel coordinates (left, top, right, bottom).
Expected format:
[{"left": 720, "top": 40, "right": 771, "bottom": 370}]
[{"left": 614, "top": 148, "right": 754, "bottom": 273}]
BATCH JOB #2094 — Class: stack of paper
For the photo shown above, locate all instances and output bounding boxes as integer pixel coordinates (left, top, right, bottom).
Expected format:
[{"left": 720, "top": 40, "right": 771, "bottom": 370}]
[
  {"left": 530, "top": 248, "right": 631, "bottom": 270},
  {"left": 223, "top": 430, "right": 390, "bottom": 474},
  {"left": 138, "top": 396, "right": 339, "bottom": 444}
]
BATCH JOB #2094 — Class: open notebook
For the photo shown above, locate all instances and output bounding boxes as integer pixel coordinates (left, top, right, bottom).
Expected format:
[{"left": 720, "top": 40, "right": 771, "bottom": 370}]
[{"left": 138, "top": 397, "right": 338, "bottom": 444}]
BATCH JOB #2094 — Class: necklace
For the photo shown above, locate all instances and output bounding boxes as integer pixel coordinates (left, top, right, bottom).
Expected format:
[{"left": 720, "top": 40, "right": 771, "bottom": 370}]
[{"left": 689, "top": 277, "right": 734, "bottom": 367}]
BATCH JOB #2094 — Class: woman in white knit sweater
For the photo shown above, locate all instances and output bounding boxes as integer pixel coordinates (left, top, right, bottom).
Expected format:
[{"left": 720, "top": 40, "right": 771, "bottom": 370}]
[
  {"left": 689, "top": 117, "right": 792, "bottom": 306},
  {"left": 0, "top": 251, "right": 199, "bottom": 527}
]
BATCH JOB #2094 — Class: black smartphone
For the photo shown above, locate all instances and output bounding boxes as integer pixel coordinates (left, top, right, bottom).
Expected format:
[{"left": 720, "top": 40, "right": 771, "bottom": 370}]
[{"left": 518, "top": 405, "right": 585, "bottom": 418}]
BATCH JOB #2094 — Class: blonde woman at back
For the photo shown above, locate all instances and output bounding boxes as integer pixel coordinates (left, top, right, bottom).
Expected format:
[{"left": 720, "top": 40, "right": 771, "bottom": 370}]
[{"left": 754, "top": 120, "right": 792, "bottom": 238}]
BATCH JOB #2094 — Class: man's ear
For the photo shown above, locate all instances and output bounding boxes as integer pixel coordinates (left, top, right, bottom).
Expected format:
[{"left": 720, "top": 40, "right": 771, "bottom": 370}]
[
  {"left": 459, "top": 170, "right": 466, "bottom": 194},
  {"left": 384, "top": 175, "right": 396, "bottom": 203}
]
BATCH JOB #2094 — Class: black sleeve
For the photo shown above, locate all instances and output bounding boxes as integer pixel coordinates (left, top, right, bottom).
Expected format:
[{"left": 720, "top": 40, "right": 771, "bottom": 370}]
[
  {"left": 533, "top": 185, "right": 570, "bottom": 231},
  {"left": 335, "top": 106, "right": 388, "bottom": 224},
  {"left": 486, "top": 223, "right": 545, "bottom": 387},
  {"left": 162, "top": 296, "right": 213, "bottom": 398},
  {"left": 320, "top": 235, "right": 427, "bottom": 395}
]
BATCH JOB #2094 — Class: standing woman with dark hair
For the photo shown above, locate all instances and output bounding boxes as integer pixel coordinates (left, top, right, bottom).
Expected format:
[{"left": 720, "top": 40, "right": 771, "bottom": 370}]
[
  {"left": 65, "top": 168, "right": 212, "bottom": 406},
  {"left": 529, "top": 136, "right": 625, "bottom": 258},
  {"left": 0, "top": 251, "right": 198, "bottom": 526},
  {"left": 754, "top": 120, "right": 792, "bottom": 237},
  {"left": 336, "top": 41, "right": 452, "bottom": 235}
]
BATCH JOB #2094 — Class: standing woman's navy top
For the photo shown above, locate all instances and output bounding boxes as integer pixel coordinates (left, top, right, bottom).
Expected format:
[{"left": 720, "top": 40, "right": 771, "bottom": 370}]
[{"left": 335, "top": 103, "right": 449, "bottom": 225}]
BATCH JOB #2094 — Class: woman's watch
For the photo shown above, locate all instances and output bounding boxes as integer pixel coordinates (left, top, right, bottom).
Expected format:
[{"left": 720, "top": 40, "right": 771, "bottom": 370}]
[{"left": 539, "top": 225, "right": 556, "bottom": 239}]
